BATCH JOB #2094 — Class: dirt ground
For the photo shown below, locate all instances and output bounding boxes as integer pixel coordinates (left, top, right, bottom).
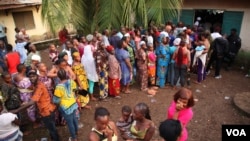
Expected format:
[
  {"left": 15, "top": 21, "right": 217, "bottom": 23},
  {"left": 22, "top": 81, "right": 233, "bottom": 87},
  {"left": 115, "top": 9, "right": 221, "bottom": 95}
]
[{"left": 23, "top": 48, "right": 250, "bottom": 141}]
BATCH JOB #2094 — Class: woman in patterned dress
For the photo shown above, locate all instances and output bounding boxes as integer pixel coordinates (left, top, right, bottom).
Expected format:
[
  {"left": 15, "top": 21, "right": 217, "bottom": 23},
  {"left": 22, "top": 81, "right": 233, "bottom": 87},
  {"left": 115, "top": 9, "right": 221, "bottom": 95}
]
[
  {"left": 106, "top": 45, "right": 121, "bottom": 98},
  {"left": 137, "top": 41, "right": 148, "bottom": 91},
  {"left": 14, "top": 64, "right": 38, "bottom": 128},
  {"left": 155, "top": 32, "right": 171, "bottom": 88},
  {"left": 95, "top": 42, "right": 109, "bottom": 100},
  {"left": 72, "top": 52, "right": 91, "bottom": 109}
]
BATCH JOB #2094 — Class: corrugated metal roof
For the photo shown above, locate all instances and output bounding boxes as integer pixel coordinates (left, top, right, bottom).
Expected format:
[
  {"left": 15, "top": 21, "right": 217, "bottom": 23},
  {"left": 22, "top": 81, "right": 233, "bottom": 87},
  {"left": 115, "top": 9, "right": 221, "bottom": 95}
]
[
  {"left": 0, "top": 0, "right": 41, "bottom": 10},
  {"left": 0, "top": 4, "right": 39, "bottom": 10},
  {"left": 0, "top": 0, "right": 42, "bottom": 5}
]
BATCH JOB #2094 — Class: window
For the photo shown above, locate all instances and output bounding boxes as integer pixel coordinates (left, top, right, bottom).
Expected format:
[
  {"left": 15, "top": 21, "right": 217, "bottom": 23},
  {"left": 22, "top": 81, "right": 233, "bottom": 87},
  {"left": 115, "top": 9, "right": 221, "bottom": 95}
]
[{"left": 12, "top": 11, "right": 35, "bottom": 30}]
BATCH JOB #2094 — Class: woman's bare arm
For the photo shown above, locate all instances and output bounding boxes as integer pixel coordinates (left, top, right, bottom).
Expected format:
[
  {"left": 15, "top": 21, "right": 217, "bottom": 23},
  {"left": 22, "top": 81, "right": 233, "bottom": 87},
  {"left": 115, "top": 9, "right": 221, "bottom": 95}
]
[
  {"left": 47, "top": 66, "right": 57, "bottom": 78},
  {"left": 143, "top": 122, "right": 155, "bottom": 141}
]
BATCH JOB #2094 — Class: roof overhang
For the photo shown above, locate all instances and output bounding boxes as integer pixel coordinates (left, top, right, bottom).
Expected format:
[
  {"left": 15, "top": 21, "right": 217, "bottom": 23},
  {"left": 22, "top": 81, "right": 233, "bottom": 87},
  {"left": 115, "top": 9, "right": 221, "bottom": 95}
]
[{"left": 0, "top": 0, "right": 41, "bottom": 10}]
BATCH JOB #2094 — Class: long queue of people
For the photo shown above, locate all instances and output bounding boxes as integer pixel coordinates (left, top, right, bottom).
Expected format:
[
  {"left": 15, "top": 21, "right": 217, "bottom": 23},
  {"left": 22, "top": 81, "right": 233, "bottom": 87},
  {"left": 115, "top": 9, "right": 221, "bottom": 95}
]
[{"left": 0, "top": 21, "right": 242, "bottom": 141}]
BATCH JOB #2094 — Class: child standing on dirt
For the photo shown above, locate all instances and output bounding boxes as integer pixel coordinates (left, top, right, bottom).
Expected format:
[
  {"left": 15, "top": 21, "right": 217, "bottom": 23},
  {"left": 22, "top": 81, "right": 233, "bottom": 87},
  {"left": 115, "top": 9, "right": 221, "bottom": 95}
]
[
  {"left": 167, "top": 88, "right": 195, "bottom": 141},
  {"left": 116, "top": 105, "right": 134, "bottom": 140}
]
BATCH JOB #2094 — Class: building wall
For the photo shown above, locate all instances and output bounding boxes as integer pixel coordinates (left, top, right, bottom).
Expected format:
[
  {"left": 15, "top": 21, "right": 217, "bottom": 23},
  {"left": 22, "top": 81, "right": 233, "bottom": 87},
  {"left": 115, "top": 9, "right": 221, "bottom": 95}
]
[
  {"left": 240, "top": 9, "right": 250, "bottom": 51},
  {"left": 183, "top": 0, "right": 250, "bottom": 50},
  {"left": 183, "top": 0, "right": 250, "bottom": 9},
  {"left": 0, "top": 6, "right": 48, "bottom": 46}
]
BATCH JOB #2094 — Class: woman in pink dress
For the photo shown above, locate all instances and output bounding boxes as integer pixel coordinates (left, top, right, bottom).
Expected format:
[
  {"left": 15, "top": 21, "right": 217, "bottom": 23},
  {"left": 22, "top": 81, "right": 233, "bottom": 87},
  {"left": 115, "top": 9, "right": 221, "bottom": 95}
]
[{"left": 167, "top": 88, "right": 195, "bottom": 141}]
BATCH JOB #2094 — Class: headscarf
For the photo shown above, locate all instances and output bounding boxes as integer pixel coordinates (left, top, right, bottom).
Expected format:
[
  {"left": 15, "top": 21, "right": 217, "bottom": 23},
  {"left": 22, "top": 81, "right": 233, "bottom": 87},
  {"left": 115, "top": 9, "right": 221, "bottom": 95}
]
[
  {"left": 86, "top": 34, "right": 94, "bottom": 42},
  {"left": 158, "top": 31, "right": 169, "bottom": 43},
  {"left": 139, "top": 41, "right": 146, "bottom": 46},
  {"left": 106, "top": 45, "right": 114, "bottom": 53},
  {"left": 173, "top": 38, "right": 181, "bottom": 46},
  {"left": 72, "top": 51, "right": 80, "bottom": 58},
  {"left": 31, "top": 54, "right": 41, "bottom": 62},
  {"left": 81, "top": 44, "right": 98, "bottom": 82}
]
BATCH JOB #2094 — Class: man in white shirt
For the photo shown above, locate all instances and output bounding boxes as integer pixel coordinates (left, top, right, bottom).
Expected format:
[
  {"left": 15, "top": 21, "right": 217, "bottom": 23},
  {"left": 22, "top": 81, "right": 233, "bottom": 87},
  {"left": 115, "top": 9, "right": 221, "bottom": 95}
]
[
  {"left": 102, "top": 29, "right": 110, "bottom": 47},
  {"left": 14, "top": 38, "right": 28, "bottom": 64},
  {"left": 62, "top": 40, "right": 76, "bottom": 66},
  {"left": 211, "top": 25, "right": 222, "bottom": 40},
  {"left": 194, "top": 17, "right": 201, "bottom": 27}
]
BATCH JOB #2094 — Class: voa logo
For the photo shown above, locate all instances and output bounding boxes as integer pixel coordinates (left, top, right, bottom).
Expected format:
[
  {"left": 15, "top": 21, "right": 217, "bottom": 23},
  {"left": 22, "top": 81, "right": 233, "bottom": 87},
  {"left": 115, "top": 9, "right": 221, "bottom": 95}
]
[{"left": 226, "top": 129, "right": 247, "bottom": 136}]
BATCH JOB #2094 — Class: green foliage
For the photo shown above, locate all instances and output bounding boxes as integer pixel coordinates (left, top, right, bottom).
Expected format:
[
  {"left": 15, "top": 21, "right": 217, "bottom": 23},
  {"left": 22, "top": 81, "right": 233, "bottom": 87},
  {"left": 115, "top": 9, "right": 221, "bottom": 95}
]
[
  {"left": 41, "top": 0, "right": 183, "bottom": 34},
  {"left": 41, "top": 0, "right": 71, "bottom": 35},
  {"left": 235, "top": 50, "right": 250, "bottom": 68}
]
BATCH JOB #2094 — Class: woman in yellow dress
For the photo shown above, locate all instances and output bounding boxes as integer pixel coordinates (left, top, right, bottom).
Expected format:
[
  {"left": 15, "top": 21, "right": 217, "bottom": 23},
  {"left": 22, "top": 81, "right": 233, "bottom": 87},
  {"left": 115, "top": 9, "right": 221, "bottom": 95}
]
[{"left": 72, "top": 52, "right": 91, "bottom": 109}]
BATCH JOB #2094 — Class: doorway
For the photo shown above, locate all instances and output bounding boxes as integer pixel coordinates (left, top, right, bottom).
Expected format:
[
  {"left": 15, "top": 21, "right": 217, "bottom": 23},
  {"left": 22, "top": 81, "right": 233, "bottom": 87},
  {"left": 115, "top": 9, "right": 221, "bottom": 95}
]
[{"left": 194, "top": 10, "right": 224, "bottom": 32}]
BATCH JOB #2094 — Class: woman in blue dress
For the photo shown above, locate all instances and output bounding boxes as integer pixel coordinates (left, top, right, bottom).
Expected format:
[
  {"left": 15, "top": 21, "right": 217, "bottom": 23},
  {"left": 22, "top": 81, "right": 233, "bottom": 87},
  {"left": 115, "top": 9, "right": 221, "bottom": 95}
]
[
  {"left": 115, "top": 38, "right": 133, "bottom": 94},
  {"left": 155, "top": 31, "right": 171, "bottom": 88}
]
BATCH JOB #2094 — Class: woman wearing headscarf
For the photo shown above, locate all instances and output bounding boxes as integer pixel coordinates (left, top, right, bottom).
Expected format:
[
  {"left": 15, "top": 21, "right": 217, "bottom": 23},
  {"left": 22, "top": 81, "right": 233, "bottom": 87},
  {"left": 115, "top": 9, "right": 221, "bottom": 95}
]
[
  {"left": 81, "top": 34, "right": 98, "bottom": 101},
  {"left": 155, "top": 31, "right": 171, "bottom": 88},
  {"left": 106, "top": 45, "right": 121, "bottom": 98},
  {"left": 137, "top": 41, "right": 148, "bottom": 91},
  {"left": 167, "top": 38, "right": 181, "bottom": 88},
  {"left": 72, "top": 52, "right": 90, "bottom": 109}
]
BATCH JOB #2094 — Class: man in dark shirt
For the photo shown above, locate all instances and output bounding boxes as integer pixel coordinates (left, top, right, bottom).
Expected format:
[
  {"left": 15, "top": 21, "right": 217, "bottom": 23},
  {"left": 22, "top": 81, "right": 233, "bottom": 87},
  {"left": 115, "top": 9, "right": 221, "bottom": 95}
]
[
  {"left": 225, "top": 28, "right": 241, "bottom": 70},
  {"left": 206, "top": 37, "right": 229, "bottom": 79}
]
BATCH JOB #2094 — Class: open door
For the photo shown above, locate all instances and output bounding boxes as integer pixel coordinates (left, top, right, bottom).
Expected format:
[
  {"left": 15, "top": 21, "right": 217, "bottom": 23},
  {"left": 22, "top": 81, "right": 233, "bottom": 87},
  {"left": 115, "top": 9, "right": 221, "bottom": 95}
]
[{"left": 222, "top": 11, "right": 244, "bottom": 35}]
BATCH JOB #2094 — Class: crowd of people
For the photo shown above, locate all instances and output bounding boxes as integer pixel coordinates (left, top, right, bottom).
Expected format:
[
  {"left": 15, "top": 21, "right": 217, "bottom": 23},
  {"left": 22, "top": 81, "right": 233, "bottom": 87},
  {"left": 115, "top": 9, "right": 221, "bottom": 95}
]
[{"left": 0, "top": 20, "right": 243, "bottom": 141}]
